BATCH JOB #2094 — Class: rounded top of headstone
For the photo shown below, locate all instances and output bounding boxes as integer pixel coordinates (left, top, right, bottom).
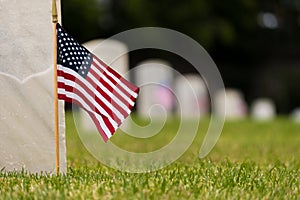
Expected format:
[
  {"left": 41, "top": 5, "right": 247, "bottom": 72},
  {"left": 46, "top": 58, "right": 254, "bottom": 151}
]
[
  {"left": 137, "top": 59, "right": 171, "bottom": 68},
  {"left": 182, "top": 74, "right": 205, "bottom": 84},
  {"left": 251, "top": 98, "right": 276, "bottom": 121},
  {"left": 83, "top": 39, "right": 128, "bottom": 54},
  {"left": 135, "top": 59, "right": 173, "bottom": 85},
  {"left": 215, "top": 88, "right": 248, "bottom": 119},
  {"left": 291, "top": 108, "right": 300, "bottom": 123},
  {"left": 175, "top": 74, "right": 207, "bottom": 95},
  {"left": 82, "top": 39, "right": 129, "bottom": 77},
  {"left": 226, "top": 89, "right": 244, "bottom": 99},
  {"left": 174, "top": 74, "right": 209, "bottom": 117}
]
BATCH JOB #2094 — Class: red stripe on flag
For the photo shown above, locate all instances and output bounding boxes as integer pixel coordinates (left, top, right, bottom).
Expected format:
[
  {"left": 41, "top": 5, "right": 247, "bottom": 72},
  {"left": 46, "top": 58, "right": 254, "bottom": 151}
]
[
  {"left": 88, "top": 68, "right": 133, "bottom": 110},
  {"left": 58, "top": 69, "right": 122, "bottom": 126},
  {"left": 58, "top": 83, "right": 116, "bottom": 135},
  {"left": 85, "top": 75, "right": 129, "bottom": 119},
  {"left": 56, "top": 24, "right": 140, "bottom": 142},
  {"left": 106, "top": 66, "right": 139, "bottom": 92},
  {"left": 90, "top": 61, "right": 133, "bottom": 100},
  {"left": 57, "top": 93, "right": 111, "bottom": 141},
  {"left": 88, "top": 112, "right": 109, "bottom": 142},
  {"left": 93, "top": 56, "right": 139, "bottom": 93}
]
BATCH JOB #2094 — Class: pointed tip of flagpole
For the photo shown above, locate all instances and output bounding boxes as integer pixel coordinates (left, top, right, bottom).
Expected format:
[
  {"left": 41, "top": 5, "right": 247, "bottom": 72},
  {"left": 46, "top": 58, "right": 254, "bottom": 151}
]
[{"left": 52, "top": 0, "right": 58, "bottom": 23}]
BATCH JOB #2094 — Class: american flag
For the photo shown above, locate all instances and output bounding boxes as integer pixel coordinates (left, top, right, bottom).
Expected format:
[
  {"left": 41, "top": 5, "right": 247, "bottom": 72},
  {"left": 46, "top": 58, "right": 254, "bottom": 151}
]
[{"left": 56, "top": 23, "right": 139, "bottom": 142}]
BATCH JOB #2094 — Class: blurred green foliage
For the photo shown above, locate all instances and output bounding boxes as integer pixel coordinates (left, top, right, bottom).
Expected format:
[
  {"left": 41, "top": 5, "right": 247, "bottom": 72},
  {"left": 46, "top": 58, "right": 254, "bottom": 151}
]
[
  {"left": 62, "top": 0, "right": 259, "bottom": 49},
  {"left": 61, "top": 0, "right": 300, "bottom": 113},
  {"left": 118, "top": 0, "right": 258, "bottom": 48},
  {"left": 61, "top": 0, "right": 299, "bottom": 50},
  {"left": 61, "top": 0, "right": 103, "bottom": 42}
]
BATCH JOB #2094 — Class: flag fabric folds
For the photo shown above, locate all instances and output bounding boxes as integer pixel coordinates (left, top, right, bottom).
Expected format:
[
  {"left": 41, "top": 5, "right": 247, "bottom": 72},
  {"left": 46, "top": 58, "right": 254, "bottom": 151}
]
[{"left": 56, "top": 23, "right": 139, "bottom": 142}]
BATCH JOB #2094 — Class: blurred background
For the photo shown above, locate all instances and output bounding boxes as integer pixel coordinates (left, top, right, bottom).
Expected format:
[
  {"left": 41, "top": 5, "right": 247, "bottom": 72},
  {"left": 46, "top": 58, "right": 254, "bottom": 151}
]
[{"left": 61, "top": 0, "right": 300, "bottom": 115}]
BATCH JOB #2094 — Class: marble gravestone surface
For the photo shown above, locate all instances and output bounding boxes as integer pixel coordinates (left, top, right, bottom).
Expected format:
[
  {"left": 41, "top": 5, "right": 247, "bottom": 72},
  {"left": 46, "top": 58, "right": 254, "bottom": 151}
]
[
  {"left": 83, "top": 39, "right": 129, "bottom": 79},
  {"left": 135, "top": 60, "right": 174, "bottom": 118},
  {"left": 215, "top": 89, "right": 248, "bottom": 120},
  {"left": 251, "top": 98, "right": 276, "bottom": 121},
  {"left": 175, "top": 74, "right": 209, "bottom": 118},
  {"left": 291, "top": 108, "right": 300, "bottom": 123},
  {"left": 0, "top": 0, "right": 66, "bottom": 173}
]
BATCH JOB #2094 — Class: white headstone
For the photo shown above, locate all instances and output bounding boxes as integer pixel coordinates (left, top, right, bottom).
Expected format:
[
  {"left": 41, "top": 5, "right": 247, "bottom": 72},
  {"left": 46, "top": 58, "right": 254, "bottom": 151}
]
[
  {"left": 215, "top": 89, "right": 248, "bottom": 119},
  {"left": 251, "top": 98, "right": 276, "bottom": 121},
  {"left": 135, "top": 59, "right": 174, "bottom": 118},
  {"left": 175, "top": 74, "right": 208, "bottom": 118},
  {"left": 0, "top": 0, "right": 66, "bottom": 173},
  {"left": 83, "top": 39, "right": 129, "bottom": 79},
  {"left": 291, "top": 108, "right": 300, "bottom": 123},
  {"left": 80, "top": 39, "right": 130, "bottom": 131}
]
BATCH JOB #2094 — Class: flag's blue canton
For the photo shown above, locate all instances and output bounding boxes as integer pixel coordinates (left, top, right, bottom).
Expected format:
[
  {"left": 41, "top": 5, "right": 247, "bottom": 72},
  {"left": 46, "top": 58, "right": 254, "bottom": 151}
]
[{"left": 56, "top": 24, "right": 93, "bottom": 78}]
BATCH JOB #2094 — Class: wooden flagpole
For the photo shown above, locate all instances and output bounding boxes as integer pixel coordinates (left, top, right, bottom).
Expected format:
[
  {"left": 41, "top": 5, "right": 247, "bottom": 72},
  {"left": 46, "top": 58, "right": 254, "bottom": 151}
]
[{"left": 52, "top": 0, "right": 59, "bottom": 175}]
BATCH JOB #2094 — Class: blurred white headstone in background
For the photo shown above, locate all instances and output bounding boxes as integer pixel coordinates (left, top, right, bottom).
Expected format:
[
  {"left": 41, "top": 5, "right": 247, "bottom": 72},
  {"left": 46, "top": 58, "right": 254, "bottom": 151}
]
[
  {"left": 215, "top": 89, "right": 248, "bottom": 119},
  {"left": 175, "top": 74, "right": 208, "bottom": 118},
  {"left": 0, "top": 0, "right": 66, "bottom": 173},
  {"left": 290, "top": 108, "right": 300, "bottom": 123},
  {"left": 251, "top": 98, "right": 276, "bottom": 121},
  {"left": 80, "top": 39, "right": 130, "bottom": 131},
  {"left": 83, "top": 39, "right": 129, "bottom": 79},
  {"left": 135, "top": 59, "right": 174, "bottom": 118}
]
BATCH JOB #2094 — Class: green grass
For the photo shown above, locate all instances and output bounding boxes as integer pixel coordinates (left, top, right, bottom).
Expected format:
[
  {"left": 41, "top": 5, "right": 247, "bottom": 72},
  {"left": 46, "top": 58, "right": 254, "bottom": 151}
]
[{"left": 0, "top": 113, "right": 299, "bottom": 199}]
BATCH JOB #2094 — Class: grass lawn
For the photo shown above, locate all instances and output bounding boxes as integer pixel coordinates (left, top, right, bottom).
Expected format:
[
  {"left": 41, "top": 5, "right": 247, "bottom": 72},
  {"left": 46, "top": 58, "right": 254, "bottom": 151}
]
[{"left": 0, "top": 112, "right": 299, "bottom": 199}]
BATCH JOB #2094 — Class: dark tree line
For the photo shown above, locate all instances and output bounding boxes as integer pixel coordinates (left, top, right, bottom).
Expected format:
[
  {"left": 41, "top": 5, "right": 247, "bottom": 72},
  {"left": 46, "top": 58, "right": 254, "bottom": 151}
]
[{"left": 62, "top": 0, "right": 300, "bottom": 113}]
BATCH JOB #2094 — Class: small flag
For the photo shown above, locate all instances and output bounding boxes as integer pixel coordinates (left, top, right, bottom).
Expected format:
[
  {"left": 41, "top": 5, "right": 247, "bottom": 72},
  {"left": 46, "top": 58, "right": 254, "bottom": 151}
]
[{"left": 56, "top": 23, "right": 139, "bottom": 142}]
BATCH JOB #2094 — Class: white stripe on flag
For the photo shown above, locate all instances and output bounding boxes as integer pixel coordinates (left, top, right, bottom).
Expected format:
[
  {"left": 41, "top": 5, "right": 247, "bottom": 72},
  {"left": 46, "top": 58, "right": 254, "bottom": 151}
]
[
  {"left": 58, "top": 65, "right": 128, "bottom": 117},
  {"left": 59, "top": 77, "right": 119, "bottom": 129},
  {"left": 87, "top": 71, "right": 132, "bottom": 113},
  {"left": 57, "top": 88, "right": 113, "bottom": 138},
  {"left": 57, "top": 66, "right": 123, "bottom": 127},
  {"left": 93, "top": 58, "right": 138, "bottom": 98},
  {"left": 90, "top": 64, "right": 135, "bottom": 106}
]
